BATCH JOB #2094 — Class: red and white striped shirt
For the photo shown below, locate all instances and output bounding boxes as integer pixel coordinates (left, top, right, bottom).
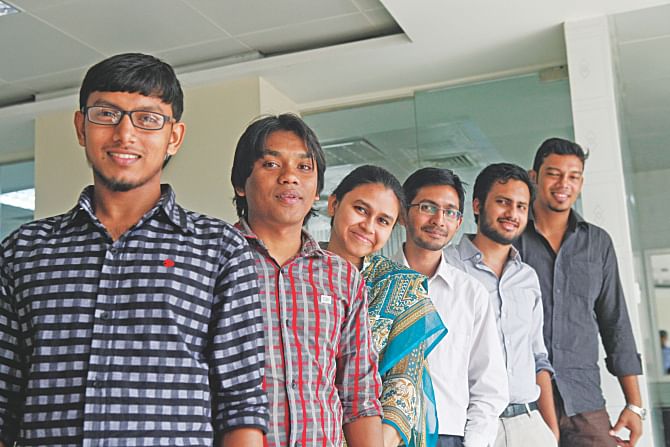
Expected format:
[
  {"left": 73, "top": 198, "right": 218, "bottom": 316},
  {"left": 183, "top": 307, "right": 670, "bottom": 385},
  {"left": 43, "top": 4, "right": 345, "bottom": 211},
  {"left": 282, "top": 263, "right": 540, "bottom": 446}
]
[{"left": 237, "top": 220, "right": 383, "bottom": 447}]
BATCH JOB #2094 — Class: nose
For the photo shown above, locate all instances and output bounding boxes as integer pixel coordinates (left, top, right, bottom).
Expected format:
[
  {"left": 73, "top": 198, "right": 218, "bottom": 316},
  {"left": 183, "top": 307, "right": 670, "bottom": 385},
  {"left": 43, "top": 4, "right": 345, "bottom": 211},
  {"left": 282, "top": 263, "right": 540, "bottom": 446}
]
[
  {"left": 278, "top": 164, "right": 300, "bottom": 185},
  {"left": 429, "top": 210, "right": 447, "bottom": 226},
  {"left": 360, "top": 215, "right": 374, "bottom": 233},
  {"left": 112, "top": 114, "right": 137, "bottom": 145}
]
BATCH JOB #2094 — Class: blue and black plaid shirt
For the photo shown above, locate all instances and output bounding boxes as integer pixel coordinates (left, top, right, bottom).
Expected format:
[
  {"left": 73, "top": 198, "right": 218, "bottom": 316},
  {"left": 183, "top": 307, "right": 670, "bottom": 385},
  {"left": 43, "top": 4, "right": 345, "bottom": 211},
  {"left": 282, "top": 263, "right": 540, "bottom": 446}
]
[{"left": 0, "top": 185, "right": 268, "bottom": 446}]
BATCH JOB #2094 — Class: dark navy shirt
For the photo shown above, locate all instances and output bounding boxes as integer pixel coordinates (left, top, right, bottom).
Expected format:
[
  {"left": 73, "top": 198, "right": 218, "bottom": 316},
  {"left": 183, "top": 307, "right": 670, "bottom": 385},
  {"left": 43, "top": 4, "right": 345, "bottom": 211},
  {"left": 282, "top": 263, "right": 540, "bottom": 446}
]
[
  {"left": 0, "top": 185, "right": 269, "bottom": 446},
  {"left": 515, "top": 210, "right": 642, "bottom": 416}
]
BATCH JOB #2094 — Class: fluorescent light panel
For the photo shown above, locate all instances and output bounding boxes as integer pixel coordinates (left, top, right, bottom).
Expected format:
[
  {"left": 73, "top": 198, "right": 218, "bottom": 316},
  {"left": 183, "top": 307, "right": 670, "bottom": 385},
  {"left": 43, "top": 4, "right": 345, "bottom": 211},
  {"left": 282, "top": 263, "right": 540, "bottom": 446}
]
[
  {"left": 0, "top": 1, "right": 19, "bottom": 16},
  {"left": 0, "top": 188, "right": 35, "bottom": 210}
]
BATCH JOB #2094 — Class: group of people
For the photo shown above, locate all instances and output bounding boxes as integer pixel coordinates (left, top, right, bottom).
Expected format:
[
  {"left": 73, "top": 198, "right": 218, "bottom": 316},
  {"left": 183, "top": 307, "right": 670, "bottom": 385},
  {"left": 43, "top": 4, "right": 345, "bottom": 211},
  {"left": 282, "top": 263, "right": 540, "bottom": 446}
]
[{"left": 0, "top": 53, "right": 645, "bottom": 447}]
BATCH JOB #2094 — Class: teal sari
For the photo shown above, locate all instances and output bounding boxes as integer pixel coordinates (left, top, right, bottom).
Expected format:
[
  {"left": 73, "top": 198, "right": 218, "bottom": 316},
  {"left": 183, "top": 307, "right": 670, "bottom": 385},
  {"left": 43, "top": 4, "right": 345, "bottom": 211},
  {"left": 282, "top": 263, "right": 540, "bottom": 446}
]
[{"left": 362, "top": 255, "right": 447, "bottom": 447}]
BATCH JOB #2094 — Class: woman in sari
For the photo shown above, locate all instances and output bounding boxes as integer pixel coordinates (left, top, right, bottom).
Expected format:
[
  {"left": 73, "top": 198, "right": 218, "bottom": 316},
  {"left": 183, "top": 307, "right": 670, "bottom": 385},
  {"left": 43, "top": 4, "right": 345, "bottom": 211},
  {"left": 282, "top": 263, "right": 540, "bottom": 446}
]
[{"left": 324, "top": 165, "right": 447, "bottom": 447}]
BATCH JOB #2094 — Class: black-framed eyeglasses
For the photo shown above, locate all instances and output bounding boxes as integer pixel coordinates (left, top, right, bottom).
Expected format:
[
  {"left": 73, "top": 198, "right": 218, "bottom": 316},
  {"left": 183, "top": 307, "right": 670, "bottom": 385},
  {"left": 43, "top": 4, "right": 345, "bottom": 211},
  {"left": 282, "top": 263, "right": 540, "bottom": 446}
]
[
  {"left": 408, "top": 201, "right": 463, "bottom": 221},
  {"left": 83, "top": 106, "right": 173, "bottom": 131}
]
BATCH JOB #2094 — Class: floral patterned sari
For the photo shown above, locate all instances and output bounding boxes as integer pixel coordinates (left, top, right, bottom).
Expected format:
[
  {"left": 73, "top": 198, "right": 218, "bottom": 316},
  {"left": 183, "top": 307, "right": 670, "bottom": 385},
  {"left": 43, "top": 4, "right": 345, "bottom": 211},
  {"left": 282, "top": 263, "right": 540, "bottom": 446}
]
[{"left": 362, "top": 255, "right": 447, "bottom": 447}]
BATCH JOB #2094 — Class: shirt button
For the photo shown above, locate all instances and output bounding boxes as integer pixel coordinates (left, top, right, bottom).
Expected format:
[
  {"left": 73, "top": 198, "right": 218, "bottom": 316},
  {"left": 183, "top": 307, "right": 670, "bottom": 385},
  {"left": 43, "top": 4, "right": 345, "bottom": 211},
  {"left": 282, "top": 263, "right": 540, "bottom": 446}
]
[
  {"left": 92, "top": 380, "right": 102, "bottom": 388},
  {"left": 556, "top": 288, "right": 561, "bottom": 294},
  {"left": 100, "top": 311, "right": 110, "bottom": 320},
  {"left": 291, "top": 380, "right": 297, "bottom": 389},
  {"left": 285, "top": 319, "right": 290, "bottom": 327}
]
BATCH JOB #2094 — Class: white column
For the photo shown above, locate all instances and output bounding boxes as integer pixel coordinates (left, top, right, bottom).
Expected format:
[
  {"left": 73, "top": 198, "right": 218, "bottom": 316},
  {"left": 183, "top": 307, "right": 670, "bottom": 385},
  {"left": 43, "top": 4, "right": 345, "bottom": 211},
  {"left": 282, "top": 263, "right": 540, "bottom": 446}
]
[{"left": 564, "top": 16, "right": 653, "bottom": 446}]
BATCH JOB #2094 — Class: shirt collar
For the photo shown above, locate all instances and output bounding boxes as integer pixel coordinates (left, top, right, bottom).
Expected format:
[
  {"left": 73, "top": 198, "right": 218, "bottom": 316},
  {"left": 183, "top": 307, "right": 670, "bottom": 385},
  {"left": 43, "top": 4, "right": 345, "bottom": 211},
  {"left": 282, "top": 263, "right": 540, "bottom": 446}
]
[
  {"left": 457, "top": 233, "right": 522, "bottom": 265},
  {"left": 236, "top": 218, "right": 325, "bottom": 259},
  {"left": 56, "top": 184, "right": 194, "bottom": 235},
  {"left": 528, "top": 208, "right": 585, "bottom": 235},
  {"left": 395, "top": 243, "right": 453, "bottom": 285}
]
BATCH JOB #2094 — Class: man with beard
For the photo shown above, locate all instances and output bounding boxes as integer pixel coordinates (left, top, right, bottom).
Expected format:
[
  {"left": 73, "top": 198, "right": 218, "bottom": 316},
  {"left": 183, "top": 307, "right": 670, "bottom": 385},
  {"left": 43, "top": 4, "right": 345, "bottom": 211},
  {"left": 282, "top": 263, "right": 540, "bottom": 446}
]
[
  {"left": 395, "top": 167, "right": 508, "bottom": 447},
  {"left": 515, "top": 138, "right": 643, "bottom": 446},
  {"left": 0, "top": 54, "right": 268, "bottom": 446},
  {"left": 445, "top": 163, "right": 558, "bottom": 447}
]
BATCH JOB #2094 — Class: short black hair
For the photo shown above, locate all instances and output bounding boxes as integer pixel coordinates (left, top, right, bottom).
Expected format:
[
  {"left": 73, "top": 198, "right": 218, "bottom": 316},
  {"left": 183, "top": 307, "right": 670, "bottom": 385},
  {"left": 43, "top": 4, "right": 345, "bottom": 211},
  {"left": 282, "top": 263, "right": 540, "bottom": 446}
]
[
  {"left": 79, "top": 53, "right": 184, "bottom": 121},
  {"left": 402, "top": 167, "right": 466, "bottom": 213},
  {"left": 532, "top": 138, "right": 587, "bottom": 172},
  {"left": 473, "top": 163, "right": 535, "bottom": 223},
  {"left": 231, "top": 114, "right": 326, "bottom": 221},
  {"left": 331, "top": 165, "right": 406, "bottom": 224}
]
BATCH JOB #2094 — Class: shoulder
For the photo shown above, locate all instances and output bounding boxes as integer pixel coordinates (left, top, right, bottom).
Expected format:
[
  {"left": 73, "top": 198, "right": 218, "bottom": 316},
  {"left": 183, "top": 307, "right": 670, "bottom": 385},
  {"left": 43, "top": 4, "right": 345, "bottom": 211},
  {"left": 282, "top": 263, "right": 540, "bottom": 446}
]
[
  {"left": 364, "top": 254, "right": 426, "bottom": 284},
  {"left": 445, "top": 263, "right": 489, "bottom": 302},
  {"left": 2, "top": 213, "right": 69, "bottom": 249}
]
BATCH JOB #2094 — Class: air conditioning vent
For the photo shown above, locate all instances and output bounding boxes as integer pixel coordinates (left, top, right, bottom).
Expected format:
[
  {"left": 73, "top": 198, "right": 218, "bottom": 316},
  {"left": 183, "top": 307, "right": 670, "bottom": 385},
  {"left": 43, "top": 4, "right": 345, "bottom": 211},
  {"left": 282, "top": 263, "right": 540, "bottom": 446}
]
[
  {"left": 424, "top": 153, "right": 479, "bottom": 169},
  {"left": 322, "top": 138, "right": 384, "bottom": 166}
]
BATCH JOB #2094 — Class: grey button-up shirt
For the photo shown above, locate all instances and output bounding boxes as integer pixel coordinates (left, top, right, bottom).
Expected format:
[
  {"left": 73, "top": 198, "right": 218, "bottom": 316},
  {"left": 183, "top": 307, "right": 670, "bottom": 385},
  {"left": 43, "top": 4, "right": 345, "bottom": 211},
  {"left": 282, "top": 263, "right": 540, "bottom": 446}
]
[
  {"left": 445, "top": 235, "right": 553, "bottom": 406},
  {"left": 515, "top": 211, "right": 642, "bottom": 416}
]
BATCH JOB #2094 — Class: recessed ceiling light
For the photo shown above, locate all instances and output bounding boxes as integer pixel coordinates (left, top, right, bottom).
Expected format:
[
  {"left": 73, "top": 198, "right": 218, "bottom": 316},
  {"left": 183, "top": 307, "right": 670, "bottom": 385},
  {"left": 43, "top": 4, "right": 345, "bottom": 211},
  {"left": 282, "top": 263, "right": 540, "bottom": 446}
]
[{"left": 0, "top": 1, "right": 19, "bottom": 17}]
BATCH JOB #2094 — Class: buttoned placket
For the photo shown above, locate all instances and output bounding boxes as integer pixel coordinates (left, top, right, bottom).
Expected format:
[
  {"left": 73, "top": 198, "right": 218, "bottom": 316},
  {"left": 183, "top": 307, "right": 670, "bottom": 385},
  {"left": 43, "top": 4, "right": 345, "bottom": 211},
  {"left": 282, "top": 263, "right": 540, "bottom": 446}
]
[{"left": 84, "top": 233, "right": 125, "bottom": 439}]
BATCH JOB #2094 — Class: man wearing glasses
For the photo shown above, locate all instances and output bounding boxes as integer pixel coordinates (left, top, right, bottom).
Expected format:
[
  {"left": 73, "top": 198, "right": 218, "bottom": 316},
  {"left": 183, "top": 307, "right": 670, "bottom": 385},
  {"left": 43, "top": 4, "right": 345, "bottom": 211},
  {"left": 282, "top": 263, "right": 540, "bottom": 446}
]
[
  {"left": 395, "top": 167, "right": 508, "bottom": 447},
  {"left": 444, "top": 163, "right": 558, "bottom": 447},
  {"left": 0, "top": 53, "right": 268, "bottom": 446}
]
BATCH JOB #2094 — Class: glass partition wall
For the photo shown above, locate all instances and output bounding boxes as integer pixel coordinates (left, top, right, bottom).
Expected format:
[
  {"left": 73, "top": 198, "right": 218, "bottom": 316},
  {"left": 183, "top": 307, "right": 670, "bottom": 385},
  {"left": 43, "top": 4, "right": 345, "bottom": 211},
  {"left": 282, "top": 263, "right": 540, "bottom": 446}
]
[{"left": 304, "top": 71, "right": 574, "bottom": 251}]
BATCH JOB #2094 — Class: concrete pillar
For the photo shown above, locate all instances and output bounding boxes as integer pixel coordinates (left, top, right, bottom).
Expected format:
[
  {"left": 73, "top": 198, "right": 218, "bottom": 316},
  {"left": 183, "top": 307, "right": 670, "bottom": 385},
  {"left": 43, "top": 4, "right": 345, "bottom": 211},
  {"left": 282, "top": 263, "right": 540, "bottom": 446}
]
[
  {"left": 564, "top": 16, "right": 653, "bottom": 446},
  {"left": 34, "top": 76, "right": 297, "bottom": 223}
]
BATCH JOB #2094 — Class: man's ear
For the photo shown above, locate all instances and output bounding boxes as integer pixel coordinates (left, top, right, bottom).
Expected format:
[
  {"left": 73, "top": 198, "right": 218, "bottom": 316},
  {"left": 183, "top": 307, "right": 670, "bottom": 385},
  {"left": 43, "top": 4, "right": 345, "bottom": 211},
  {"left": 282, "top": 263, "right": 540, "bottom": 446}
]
[
  {"left": 327, "top": 195, "right": 338, "bottom": 217},
  {"left": 74, "top": 111, "right": 86, "bottom": 147},
  {"left": 472, "top": 198, "right": 481, "bottom": 218},
  {"left": 234, "top": 185, "right": 246, "bottom": 198},
  {"left": 166, "top": 121, "right": 186, "bottom": 156},
  {"left": 529, "top": 169, "right": 537, "bottom": 183}
]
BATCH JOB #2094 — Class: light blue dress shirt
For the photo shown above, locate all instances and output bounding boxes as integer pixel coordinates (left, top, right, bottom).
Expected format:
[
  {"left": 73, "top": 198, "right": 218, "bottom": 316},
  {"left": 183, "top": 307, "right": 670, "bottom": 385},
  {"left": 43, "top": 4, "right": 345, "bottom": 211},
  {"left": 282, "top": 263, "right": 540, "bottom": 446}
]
[{"left": 445, "top": 235, "right": 554, "bottom": 405}]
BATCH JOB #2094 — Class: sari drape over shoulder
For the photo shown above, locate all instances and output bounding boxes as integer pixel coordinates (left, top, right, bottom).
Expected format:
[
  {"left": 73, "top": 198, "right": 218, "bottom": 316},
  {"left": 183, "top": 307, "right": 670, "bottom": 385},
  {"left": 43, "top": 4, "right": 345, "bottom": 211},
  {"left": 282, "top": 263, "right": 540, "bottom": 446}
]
[{"left": 362, "top": 255, "right": 447, "bottom": 447}]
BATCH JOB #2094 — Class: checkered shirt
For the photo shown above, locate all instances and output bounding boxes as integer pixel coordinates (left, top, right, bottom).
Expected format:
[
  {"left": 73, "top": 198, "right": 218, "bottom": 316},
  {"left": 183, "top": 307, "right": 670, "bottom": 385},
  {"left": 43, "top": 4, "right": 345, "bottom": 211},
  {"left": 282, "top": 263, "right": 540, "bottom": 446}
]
[
  {"left": 236, "top": 220, "right": 383, "bottom": 447},
  {"left": 0, "top": 185, "right": 269, "bottom": 446}
]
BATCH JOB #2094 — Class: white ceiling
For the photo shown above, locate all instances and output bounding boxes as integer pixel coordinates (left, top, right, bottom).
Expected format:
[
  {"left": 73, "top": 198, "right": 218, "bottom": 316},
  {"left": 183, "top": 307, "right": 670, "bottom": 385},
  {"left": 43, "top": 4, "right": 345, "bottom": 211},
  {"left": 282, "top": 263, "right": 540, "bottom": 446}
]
[{"left": 0, "top": 0, "right": 668, "bottom": 171}]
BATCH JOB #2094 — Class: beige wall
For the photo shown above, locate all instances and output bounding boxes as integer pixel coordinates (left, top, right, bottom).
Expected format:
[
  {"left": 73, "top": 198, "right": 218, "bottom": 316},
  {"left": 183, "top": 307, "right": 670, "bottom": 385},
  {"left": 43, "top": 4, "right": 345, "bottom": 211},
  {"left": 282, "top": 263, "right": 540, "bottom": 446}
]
[{"left": 34, "top": 77, "right": 297, "bottom": 223}]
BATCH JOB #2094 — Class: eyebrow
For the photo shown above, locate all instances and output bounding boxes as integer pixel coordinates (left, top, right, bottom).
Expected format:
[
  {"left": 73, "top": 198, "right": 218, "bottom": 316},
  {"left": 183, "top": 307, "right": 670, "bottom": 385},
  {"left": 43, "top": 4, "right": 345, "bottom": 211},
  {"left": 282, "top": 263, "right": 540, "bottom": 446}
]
[
  {"left": 495, "top": 194, "right": 528, "bottom": 206},
  {"left": 419, "top": 199, "right": 458, "bottom": 209},
  {"left": 91, "top": 99, "right": 167, "bottom": 114},
  {"left": 261, "top": 149, "right": 312, "bottom": 159},
  {"left": 355, "top": 199, "right": 395, "bottom": 221},
  {"left": 545, "top": 166, "right": 583, "bottom": 174}
]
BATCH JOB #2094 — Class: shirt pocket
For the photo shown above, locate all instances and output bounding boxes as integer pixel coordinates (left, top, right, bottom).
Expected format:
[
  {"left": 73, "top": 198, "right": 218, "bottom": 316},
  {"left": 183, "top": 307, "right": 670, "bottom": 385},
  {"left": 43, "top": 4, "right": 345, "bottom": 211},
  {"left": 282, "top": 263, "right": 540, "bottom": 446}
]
[
  {"left": 567, "top": 261, "right": 603, "bottom": 302},
  {"left": 506, "top": 288, "right": 534, "bottom": 326},
  {"left": 563, "top": 261, "right": 603, "bottom": 356}
]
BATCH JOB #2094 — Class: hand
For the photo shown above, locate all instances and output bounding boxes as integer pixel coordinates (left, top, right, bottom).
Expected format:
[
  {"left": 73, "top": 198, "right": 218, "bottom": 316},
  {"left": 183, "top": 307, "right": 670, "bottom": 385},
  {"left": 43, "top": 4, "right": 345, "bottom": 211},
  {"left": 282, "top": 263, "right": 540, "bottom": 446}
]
[{"left": 609, "top": 407, "right": 643, "bottom": 447}]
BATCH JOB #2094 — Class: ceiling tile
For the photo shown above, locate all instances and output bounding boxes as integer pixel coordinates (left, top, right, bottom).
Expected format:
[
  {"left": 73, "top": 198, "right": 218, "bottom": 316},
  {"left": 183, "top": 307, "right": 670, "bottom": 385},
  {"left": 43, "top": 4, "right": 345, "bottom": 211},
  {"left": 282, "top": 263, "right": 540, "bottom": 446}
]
[
  {"left": 13, "top": 67, "right": 88, "bottom": 97},
  {"left": 237, "top": 14, "right": 382, "bottom": 54},
  {"left": 351, "top": 0, "right": 386, "bottom": 11},
  {"left": 156, "top": 38, "right": 252, "bottom": 69},
  {"left": 0, "top": 14, "right": 102, "bottom": 82},
  {"left": 32, "top": 0, "right": 225, "bottom": 54},
  {"left": 363, "top": 7, "right": 401, "bottom": 31},
  {"left": 187, "top": 0, "right": 358, "bottom": 36},
  {"left": 9, "top": 0, "right": 78, "bottom": 12}
]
